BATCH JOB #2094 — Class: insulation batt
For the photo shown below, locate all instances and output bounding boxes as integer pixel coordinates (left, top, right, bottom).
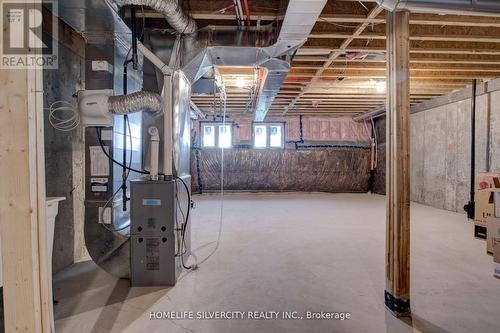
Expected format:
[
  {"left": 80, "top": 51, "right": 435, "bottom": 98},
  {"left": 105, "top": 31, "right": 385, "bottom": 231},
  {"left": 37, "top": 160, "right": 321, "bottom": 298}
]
[{"left": 191, "top": 148, "right": 371, "bottom": 193}]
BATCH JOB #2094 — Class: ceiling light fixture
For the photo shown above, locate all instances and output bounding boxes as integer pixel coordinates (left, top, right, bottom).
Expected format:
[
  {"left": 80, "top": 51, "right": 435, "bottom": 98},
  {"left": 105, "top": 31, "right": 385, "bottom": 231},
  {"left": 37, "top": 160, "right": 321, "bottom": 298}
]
[
  {"left": 236, "top": 76, "right": 246, "bottom": 88},
  {"left": 375, "top": 81, "right": 386, "bottom": 93}
]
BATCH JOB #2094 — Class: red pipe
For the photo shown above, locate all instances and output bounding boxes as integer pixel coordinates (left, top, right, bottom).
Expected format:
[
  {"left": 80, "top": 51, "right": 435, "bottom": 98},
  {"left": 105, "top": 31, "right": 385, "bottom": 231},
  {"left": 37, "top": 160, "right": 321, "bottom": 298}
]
[{"left": 242, "top": 0, "right": 251, "bottom": 26}]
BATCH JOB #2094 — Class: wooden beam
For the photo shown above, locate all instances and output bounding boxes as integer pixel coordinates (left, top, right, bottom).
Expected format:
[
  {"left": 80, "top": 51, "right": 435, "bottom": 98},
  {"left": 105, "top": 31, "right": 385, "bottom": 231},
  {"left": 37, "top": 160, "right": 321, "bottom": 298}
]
[
  {"left": 42, "top": 6, "right": 85, "bottom": 57},
  {"left": 298, "top": 46, "right": 500, "bottom": 55},
  {"left": 183, "top": 10, "right": 500, "bottom": 28},
  {"left": 320, "top": 12, "right": 500, "bottom": 28},
  {"left": 412, "top": 77, "right": 500, "bottom": 113},
  {"left": 286, "top": 72, "right": 500, "bottom": 79},
  {"left": 385, "top": 9, "right": 411, "bottom": 317},
  {"left": 294, "top": 56, "right": 500, "bottom": 65},
  {"left": 309, "top": 32, "right": 500, "bottom": 43},
  {"left": 0, "top": 1, "right": 51, "bottom": 331}
]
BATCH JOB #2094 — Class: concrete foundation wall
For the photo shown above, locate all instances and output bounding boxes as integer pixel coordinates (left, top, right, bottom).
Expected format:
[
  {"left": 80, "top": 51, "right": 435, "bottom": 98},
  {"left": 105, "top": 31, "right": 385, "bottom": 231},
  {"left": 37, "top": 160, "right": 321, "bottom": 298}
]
[
  {"left": 43, "top": 27, "right": 86, "bottom": 273},
  {"left": 374, "top": 79, "right": 500, "bottom": 213}
]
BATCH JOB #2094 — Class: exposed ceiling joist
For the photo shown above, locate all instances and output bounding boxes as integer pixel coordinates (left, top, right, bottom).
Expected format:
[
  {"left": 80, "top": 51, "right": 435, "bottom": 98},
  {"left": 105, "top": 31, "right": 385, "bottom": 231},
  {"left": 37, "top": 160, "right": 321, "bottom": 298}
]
[{"left": 283, "top": 5, "right": 385, "bottom": 114}]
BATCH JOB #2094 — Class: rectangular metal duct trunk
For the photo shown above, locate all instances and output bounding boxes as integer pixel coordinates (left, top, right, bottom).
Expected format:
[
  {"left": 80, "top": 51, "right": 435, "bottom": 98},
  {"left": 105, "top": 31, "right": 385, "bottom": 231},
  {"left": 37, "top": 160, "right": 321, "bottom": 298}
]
[{"left": 377, "top": 0, "right": 500, "bottom": 16}]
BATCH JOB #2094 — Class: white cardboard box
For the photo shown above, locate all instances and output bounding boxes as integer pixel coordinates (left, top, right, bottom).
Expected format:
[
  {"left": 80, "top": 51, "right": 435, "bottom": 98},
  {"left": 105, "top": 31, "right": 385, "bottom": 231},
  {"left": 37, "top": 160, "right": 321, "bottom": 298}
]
[
  {"left": 487, "top": 189, "right": 500, "bottom": 218},
  {"left": 487, "top": 217, "right": 500, "bottom": 254},
  {"left": 494, "top": 239, "right": 500, "bottom": 279},
  {"left": 495, "top": 192, "right": 500, "bottom": 218}
]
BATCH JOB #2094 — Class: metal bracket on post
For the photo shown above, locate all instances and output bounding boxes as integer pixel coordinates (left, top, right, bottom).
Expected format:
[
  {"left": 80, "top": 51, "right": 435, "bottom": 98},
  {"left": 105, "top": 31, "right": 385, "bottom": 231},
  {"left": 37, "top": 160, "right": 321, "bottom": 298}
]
[{"left": 384, "top": 291, "right": 411, "bottom": 317}]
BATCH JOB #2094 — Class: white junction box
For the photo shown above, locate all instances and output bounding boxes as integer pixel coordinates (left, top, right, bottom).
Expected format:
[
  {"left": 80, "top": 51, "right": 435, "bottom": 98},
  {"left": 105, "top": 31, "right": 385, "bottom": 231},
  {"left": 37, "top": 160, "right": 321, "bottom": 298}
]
[{"left": 91, "top": 60, "right": 113, "bottom": 73}]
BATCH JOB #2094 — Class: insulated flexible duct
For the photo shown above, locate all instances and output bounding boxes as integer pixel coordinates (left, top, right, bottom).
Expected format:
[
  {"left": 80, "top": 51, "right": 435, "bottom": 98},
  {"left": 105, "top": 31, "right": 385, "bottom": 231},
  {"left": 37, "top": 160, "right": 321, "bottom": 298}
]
[
  {"left": 108, "top": 91, "right": 163, "bottom": 115},
  {"left": 114, "top": 0, "right": 197, "bottom": 34}
]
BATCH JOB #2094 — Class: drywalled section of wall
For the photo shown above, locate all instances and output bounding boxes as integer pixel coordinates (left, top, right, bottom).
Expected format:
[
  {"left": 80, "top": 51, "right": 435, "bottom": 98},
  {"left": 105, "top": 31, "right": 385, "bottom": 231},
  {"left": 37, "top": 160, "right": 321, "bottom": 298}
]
[{"left": 374, "top": 83, "right": 500, "bottom": 214}]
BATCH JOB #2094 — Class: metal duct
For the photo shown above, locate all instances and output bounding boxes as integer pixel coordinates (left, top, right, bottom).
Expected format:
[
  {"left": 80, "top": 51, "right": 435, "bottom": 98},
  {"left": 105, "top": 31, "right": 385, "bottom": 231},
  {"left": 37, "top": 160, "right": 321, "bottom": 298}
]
[
  {"left": 108, "top": 90, "right": 163, "bottom": 115},
  {"left": 181, "top": 0, "right": 328, "bottom": 120},
  {"left": 113, "top": 0, "right": 197, "bottom": 34},
  {"left": 254, "top": 0, "right": 327, "bottom": 120},
  {"left": 117, "top": 0, "right": 326, "bottom": 120},
  {"left": 377, "top": 0, "right": 500, "bottom": 16}
]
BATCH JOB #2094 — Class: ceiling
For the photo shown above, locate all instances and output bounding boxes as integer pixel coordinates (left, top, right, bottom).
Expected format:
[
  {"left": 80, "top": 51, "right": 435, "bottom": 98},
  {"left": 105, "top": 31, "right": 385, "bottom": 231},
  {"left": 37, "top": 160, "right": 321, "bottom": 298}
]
[{"left": 138, "top": 0, "right": 500, "bottom": 117}]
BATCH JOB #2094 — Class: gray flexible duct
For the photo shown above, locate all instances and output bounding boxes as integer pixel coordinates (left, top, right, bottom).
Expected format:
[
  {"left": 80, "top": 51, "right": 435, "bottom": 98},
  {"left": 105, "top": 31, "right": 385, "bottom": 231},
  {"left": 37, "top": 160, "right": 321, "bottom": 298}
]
[
  {"left": 114, "top": 0, "right": 197, "bottom": 35},
  {"left": 108, "top": 91, "right": 163, "bottom": 115}
]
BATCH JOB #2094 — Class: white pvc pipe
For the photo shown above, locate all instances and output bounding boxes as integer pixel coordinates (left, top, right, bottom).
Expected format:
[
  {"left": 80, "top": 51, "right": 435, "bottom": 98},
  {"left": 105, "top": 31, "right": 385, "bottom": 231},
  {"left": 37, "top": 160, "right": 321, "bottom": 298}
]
[
  {"left": 137, "top": 42, "right": 171, "bottom": 75},
  {"left": 148, "top": 126, "right": 160, "bottom": 180},
  {"left": 137, "top": 42, "right": 173, "bottom": 176}
]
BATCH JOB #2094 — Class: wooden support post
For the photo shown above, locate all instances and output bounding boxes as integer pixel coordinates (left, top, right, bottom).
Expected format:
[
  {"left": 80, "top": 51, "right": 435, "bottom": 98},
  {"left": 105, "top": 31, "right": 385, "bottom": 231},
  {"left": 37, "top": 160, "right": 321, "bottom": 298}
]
[
  {"left": 385, "top": 10, "right": 411, "bottom": 317},
  {"left": 0, "top": 1, "right": 52, "bottom": 331}
]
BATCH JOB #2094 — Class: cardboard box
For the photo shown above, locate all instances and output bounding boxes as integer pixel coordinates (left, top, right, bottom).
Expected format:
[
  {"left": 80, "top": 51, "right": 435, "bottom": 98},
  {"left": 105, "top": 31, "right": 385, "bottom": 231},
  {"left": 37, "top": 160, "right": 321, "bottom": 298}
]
[
  {"left": 476, "top": 172, "right": 500, "bottom": 190},
  {"left": 494, "top": 191, "right": 500, "bottom": 218},
  {"left": 493, "top": 239, "right": 500, "bottom": 279},
  {"left": 484, "top": 189, "right": 500, "bottom": 218},
  {"left": 474, "top": 173, "right": 500, "bottom": 239},
  {"left": 487, "top": 217, "right": 500, "bottom": 254}
]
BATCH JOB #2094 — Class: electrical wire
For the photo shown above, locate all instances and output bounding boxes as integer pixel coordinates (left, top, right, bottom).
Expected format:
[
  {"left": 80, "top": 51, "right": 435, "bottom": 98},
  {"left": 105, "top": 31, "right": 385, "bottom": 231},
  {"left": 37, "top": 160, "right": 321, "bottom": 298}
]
[
  {"left": 95, "top": 108, "right": 196, "bottom": 266},
  {"left": 370, "top": 117, "right": 378, "bottom": 168},
  {"left": 190, "top": 81, "right": 227, "bottom": 268},
  {"left": 175, "top": 176, "right": 193, "bottom": 270},
  {"left": 175, "top": 191, "right": 186, "bottom": 255},
  {"left": 98, "top": 125, "right": 193, "bottom": 265},
  {"left": 47, "top": 100, "right": 80, "bottom": 131},
  {"left": 96, "top": 127, "right": 149, "bottom": 175},
  {"left": 98, "top": 117, "right": 134, "bottom": 232}
]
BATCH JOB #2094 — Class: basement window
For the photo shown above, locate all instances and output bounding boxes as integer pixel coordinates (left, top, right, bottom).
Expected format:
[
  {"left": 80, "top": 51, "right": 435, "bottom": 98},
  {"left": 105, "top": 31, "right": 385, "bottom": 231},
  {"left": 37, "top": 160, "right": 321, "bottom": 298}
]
[
  {"left": 253, "top": 122, "right": 285, "bottom": 149},
  {"left": 201, "top": 122, "right": 233, "bottom": 148}
]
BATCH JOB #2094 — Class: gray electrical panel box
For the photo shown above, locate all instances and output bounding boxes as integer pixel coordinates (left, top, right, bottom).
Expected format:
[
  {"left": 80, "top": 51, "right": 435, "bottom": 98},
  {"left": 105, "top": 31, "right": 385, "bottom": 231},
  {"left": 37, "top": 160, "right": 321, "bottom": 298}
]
[{"left": 130, "top": 179, "right": 185, "bottom": 286}]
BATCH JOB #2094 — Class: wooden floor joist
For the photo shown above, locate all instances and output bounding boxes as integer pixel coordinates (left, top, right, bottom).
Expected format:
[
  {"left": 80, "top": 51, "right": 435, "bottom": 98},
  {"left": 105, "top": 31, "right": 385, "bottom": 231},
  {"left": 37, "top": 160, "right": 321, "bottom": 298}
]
[{"left": 149, "top": 1, "right": 500, "bottom": 115}]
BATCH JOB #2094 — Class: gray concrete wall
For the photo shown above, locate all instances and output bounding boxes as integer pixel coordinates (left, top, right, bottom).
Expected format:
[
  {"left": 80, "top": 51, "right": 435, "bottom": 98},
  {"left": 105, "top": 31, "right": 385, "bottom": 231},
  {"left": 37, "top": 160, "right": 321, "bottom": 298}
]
[
  {"left": 374, "top": 80, "right": 500, "bottom": 213},
  {"left": 43, "top": 38, "right": 86, "bottom": 273}
]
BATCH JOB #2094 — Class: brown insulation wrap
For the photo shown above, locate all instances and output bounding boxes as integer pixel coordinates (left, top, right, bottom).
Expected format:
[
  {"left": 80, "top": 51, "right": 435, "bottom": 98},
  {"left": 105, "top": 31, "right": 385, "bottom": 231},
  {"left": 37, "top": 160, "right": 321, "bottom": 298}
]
[{"left": 191, "top": 148, "right": 371, "bottom": 193}]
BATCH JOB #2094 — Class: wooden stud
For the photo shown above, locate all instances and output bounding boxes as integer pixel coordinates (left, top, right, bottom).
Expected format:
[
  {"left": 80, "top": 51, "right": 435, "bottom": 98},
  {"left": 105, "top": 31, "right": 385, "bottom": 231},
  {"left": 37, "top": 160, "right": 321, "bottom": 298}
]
[{"left": 0, "top": 1, "right": 51, "bottom": 331}]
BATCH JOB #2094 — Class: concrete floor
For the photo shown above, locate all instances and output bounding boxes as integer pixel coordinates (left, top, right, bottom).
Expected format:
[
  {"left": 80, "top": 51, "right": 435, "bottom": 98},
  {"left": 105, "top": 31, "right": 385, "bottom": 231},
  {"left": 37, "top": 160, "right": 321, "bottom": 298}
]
[{"left": 54, "top": 193, "right": 500, "bottom": 333}]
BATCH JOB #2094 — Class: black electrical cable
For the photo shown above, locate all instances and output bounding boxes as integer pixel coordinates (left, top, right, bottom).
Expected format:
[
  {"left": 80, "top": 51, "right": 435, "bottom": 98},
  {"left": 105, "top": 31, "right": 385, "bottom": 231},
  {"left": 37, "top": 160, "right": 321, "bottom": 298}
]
[
  {"left": 97, "top": 126, "right": 194, "bottom": 268},
  {"left": 130, "top": 5, "right": 138, "bottom": 69},
  {"left": 175, "top": 175, "right": 193, "bottom": 270},
  {"left": 96, "top": 127, "right": 149, "bottom": 175},
  {"left": 99, "top": 120, "right": 134, "bottom": 233}
]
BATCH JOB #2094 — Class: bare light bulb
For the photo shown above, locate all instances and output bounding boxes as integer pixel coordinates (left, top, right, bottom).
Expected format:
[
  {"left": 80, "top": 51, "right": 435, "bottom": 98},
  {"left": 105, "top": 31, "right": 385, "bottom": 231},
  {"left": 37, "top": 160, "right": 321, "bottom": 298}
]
[
  {"left": 376, "top": 81, "right": 386, "bottom": 93},
  {"left": 236, "top": 76, "right": 246, "bottom": 88}
]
